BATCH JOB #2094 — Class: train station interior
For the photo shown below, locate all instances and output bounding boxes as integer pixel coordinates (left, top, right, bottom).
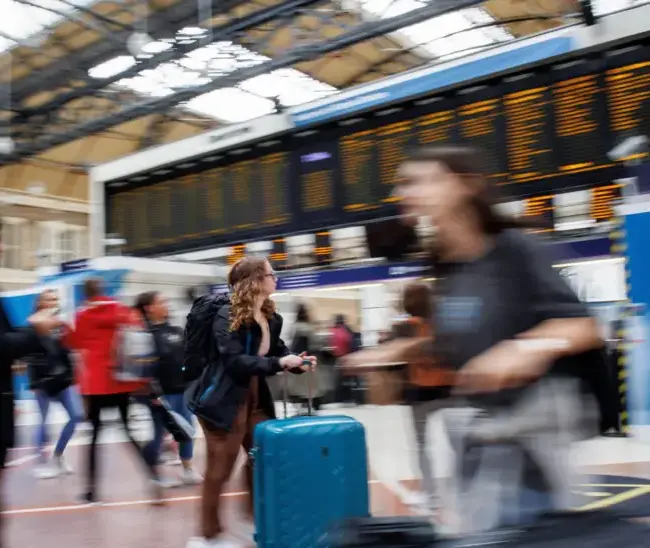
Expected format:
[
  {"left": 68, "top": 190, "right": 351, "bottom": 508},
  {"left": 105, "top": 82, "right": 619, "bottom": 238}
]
[{"left": 3, "top": 0, "right": 650, "bottom": 546}]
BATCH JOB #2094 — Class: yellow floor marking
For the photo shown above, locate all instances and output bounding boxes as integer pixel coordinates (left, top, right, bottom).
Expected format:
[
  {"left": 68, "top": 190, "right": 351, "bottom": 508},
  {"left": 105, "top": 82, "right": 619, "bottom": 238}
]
[{"left": 577, "top": 486, "right": 650, "bottom": 511}]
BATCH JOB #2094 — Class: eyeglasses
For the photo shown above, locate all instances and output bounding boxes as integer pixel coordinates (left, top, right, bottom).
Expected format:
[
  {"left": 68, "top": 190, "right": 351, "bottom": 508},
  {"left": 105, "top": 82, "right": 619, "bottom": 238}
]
[{"left": 264, "top": 272, "right": 278, "bottom": 280}]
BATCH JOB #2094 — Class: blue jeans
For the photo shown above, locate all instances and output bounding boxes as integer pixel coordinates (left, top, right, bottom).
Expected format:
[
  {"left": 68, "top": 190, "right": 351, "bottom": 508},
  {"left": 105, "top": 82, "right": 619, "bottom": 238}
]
[
  {"left": 143, "top": 393, "right": 194, "bottom": 465},
  {"left": 35, "top": 386, "right": 84, "bottom": 461}
]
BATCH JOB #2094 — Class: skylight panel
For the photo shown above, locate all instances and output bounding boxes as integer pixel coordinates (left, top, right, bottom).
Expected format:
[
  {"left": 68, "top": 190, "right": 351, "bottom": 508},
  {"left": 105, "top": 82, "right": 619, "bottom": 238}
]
[
  {"left": 240, "top": 68, "right": 336, "bottom": 106},
  {"left": 89, "top": 55, "right": 136, "bottom": 79},
  {"left": 591, "top": 0, "right": 650, "bottom": 16},
  {"left": 89, "top": 39, "right": 337, "bottom": 123},
  {"left": 353, "top": 0, "right": 512, "bottom": 61},
  {"left": 186, "top": 87, "right": 275, "bottom": 123},
  {"left": 0, "top": 0, "right": 98, "bottom": 53}
]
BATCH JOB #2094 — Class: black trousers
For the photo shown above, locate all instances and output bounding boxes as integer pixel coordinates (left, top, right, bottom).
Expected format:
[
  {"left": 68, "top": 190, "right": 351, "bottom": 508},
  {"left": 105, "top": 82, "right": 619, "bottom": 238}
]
[
  {"left": 84, "top": 393, "right": 158, "bottom": 497},
  {"left": 0, "top": 444, "right": 5, "bottom": 548}
]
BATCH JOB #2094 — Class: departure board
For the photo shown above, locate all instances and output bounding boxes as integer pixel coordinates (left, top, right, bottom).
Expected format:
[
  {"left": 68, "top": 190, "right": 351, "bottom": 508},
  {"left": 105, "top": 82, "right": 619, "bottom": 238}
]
[
  {"left": 552, "top": 73, "right": 610, "bottom": 174},
  {"left": 183, "top": 174, "right": 201, "bottom": 238},
  {"left": 132, "top": 190, "right": 150, "bottom": 249},
  {"left": 107, "top": 45, "right": 650, "bottom": 255},
  {"left": 416, "top": 108, "right": 456, "bottom": 146},
  {"left": 297, "top": 147, "right": 336, "bottom": 219},
  {"left": 229, "top": 160, "right": 257, "bottom": 231},
  {"left": 376, "top": 120, "right": 412, "bottom": 202},
  {"left": 259, "top": 152, "right": 291, "bottom": 226},
  {"left": 504, "top": 87, "right": 555, "bottom": 182},
  {"left": 591, "top": 183, "right": 623, "bottom": 222},
  {"left": 606, "top": 61, "right": 650, "bottom": 159},
  {"left": 109, "top": 192, "right": 129, "bottom": 243},
  {"left": 340, "top": 129, "right": 377, "bottom": 211},
  {"left": 203, "top": 167, "right": 227, "bottom": 234},
  {"left": 524, "top": 194, "right": 555, "bottom": 231},
  {"left": 458, "top": 93, "right": 509, "bottom": 183}
]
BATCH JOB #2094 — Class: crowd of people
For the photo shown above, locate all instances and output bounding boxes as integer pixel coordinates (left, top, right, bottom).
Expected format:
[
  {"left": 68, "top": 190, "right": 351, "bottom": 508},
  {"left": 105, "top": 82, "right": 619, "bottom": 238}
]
[{"left": 0, "top": 144, "right": 612, "bottom": 548}]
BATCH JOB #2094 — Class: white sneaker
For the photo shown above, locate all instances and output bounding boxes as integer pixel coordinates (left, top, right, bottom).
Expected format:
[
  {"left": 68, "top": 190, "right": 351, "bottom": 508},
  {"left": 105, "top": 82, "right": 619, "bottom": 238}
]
[
  {"left": 52, "top": 455, "right": 74, "bottom": 475},
  {"left": 180, "top": 467, "right": 203, "bottom": 485},
  {"left": 231, "top": 519, "right": 255, "bottom": 543},
  {"left": 185, "top": 537, "right": 239, "bottom": 548},
  {"left": 33, "top": 464, "right": 60, "bottom": 480}
]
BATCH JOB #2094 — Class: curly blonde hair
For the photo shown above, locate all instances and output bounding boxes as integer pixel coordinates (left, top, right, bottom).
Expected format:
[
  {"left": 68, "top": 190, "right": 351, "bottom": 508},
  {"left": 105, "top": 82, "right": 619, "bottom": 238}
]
[{"left": 228, "top": 256, "right": 276, "bottom": 331}]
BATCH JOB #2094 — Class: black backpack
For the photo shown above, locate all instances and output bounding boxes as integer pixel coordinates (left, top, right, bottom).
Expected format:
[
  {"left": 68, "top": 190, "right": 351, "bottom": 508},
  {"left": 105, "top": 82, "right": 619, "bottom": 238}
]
[{"left": 182, "top": 293, "right": 230, "bottom": 382}]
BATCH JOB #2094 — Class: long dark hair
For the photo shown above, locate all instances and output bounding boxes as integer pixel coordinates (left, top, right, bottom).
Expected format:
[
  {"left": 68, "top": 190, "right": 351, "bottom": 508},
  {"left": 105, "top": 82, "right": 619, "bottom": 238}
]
[
  {"left": 295, "top": 303, "right": 310, "bottom": 323},
  {"left": 403, "top": 145, "right": 528, "bottom": 235},
  {"left": 134, "top": 291, "right": 159, "bottom": 321}
]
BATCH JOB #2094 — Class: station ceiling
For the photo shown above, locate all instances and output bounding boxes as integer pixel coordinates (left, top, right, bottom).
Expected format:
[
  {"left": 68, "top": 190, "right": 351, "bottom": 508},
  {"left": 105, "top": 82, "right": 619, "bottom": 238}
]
[{"left": 0, "top": 0, "right": 643, "bottom": 202}]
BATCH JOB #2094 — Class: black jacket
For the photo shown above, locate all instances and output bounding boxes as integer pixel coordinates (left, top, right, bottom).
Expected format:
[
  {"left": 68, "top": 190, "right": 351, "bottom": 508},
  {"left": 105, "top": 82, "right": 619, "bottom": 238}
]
[
  {"left": 151, "top": 322, "right": 186, "bottom": 395},
  {"left": 204, "top": 303, "right": 292, "bottom": 431},
  {"left": 25, "top": 330, "right": 74, "bottom": 394},
  {"left": 1, "top": 303, "right": 42, "bottom": 464}
]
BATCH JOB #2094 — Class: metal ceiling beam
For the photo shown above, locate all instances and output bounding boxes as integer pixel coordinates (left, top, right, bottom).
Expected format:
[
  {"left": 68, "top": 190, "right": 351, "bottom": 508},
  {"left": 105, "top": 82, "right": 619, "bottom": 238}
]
[
  {"left": 578, "top": 0, "right": 596, "bottom": 26},
  {"left": 9, "top": 0, "right": 239, "bottom": 101},
  {"left": 15, "top": 0, "right": 328, "bottom": 120},
  {"left": 9, "top": 0, "right": 486, "bottom": 161}
]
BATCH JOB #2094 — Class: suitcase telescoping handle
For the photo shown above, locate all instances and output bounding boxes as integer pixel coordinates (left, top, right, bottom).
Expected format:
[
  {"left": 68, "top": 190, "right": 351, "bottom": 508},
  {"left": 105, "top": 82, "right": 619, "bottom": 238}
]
[{"left": 282, "top": 359, "right": 314, "bottom": 418}]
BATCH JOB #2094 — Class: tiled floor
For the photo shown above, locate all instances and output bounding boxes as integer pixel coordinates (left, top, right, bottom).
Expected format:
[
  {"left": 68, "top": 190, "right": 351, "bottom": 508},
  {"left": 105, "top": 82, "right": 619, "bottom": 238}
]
[{"left": 4, "top": 401, "right": 650, "bottom": 547}]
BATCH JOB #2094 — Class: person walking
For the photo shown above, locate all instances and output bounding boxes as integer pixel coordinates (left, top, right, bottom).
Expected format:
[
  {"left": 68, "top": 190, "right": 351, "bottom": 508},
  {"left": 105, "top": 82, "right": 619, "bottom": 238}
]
[{"left": 26, "top": 289, "right": 83, "bottom": 479}]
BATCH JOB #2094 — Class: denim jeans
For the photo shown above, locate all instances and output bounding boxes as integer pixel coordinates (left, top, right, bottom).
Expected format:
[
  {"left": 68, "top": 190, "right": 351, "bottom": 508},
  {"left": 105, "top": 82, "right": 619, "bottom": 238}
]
[
  {"left": 34, "top": 386, "right": 84, "bottom": 461},
  {"left": 143, "top": 393, "right": 194, "bottom": 466}
]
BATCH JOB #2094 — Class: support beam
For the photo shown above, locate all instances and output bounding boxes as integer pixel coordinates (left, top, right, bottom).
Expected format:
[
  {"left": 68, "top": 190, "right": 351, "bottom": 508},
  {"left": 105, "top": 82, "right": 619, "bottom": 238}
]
[
  {"left": 9, "top": 0, "right": 486, "bottom": 160},
  {"left": 9, "top": 0, "right": 238, "bottom": 101},
  {"left": 15, "top": 0, "right": 327, "bottom": 120},
  {"left": 579, "top": 0, "right": 596, "bottom": 26}
]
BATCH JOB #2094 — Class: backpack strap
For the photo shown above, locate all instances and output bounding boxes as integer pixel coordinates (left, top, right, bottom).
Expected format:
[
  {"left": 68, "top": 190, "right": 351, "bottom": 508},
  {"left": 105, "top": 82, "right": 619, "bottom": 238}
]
[{"left": 245, "top": 331, "right": 252, "bottom": 355}]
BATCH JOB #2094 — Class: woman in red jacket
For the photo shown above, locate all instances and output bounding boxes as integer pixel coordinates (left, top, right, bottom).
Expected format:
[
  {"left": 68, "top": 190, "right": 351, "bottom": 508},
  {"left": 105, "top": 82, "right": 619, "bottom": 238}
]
[{"left": 68, "top": 278, "right": 161, "bottom": 505}]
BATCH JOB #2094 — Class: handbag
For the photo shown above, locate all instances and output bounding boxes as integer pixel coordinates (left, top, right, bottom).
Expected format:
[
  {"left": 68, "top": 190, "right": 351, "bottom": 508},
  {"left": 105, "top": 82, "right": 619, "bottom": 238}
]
[
  {"left": 152, "top": 401, "right": 195, "bottom": 444},
  {"left": 150, "top": 380, "right": 195, "bottom": 443},
  {"left": 39, "top": 334, "right": 74, "bottom": 397},
  {"left": 113, "top": 324, "right": 158, "bottom": 382}
]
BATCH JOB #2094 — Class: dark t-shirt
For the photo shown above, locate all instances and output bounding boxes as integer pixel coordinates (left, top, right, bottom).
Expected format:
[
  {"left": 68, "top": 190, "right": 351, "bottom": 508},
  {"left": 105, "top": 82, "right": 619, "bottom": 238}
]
[{"left": 432, "top": 229, "right": 589, "bottom": 409}]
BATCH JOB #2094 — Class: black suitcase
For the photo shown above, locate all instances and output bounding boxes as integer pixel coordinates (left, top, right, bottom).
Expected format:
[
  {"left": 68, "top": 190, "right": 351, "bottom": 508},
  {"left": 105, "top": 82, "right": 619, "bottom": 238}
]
[
  {"left": 444, "top": 511, "right": 650, "bottom": 547},
  {"left": 324, "top": 516, "right": 438, "bottom": 547},
  {"left": 327, "top": 511, "right": 650, "bottom": 547}
]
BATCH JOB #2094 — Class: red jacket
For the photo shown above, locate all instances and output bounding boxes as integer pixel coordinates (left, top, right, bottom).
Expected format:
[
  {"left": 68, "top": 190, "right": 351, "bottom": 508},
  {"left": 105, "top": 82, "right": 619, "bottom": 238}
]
[{"left": 67, "top": 296, "right": 144, "bottom": 396}]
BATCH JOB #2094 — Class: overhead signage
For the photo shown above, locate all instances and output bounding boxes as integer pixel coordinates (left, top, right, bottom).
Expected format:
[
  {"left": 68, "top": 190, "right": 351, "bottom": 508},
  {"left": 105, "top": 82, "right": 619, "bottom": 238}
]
[
  {"left": 290, "top": 36, "right": 574, "bottom": 127},
  {"left": 92, "top": 113, "right": 292, "bottom": 183},
  {"left": 60, "top": 259, "right": 90, "bottom": 273}
]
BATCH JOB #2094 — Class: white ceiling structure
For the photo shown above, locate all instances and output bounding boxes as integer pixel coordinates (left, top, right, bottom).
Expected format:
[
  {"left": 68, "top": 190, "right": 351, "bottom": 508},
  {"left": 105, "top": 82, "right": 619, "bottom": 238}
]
[{"left": 2, "top": 0, "right": 649, "bottom": 124}]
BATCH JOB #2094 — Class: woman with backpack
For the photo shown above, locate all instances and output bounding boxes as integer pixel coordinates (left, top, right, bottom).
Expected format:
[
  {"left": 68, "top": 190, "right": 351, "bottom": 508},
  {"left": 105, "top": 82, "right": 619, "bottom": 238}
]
[
  {"left": 68, "top": 278, "right": 161, "bottom": 505},
  {"left": 393, "top": 145, "right": 604, "bottom": 532},
  {"left": 134, "top": 290, "right": 202, "bottom": 485},
  {"left": 26, "top": 289, "right": 83, "bottom": 480},
  {"left": 186, "top": 256, "right": 316, "bottom": 548}
]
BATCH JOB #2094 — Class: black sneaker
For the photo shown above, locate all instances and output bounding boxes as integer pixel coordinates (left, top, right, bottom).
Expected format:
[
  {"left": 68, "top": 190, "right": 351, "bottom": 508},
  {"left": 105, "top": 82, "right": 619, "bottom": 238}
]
[{"left": 78, "top": 492, "right": 102, "bottom": 506}]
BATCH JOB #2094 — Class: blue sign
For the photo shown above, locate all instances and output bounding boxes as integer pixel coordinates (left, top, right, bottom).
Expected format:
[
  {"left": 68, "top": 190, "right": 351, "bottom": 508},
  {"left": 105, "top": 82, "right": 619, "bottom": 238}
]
[
  {"left": 61, "top": 258, "right": 89, "bottom": 273},
  {"left": 550, "top": 237, "right": 610, "bottom": 262},
  {"left": 210, "top": 283, "right": 229, "bottom": 294},
  {"left": 277, "top": 261, "right": 428, "bottom": 291},
  {"left": 210, "top": 239, "right": 610, "bottom": 297},
  {"left": 291, "top": 37, "right": 573, "bottom": 127}
]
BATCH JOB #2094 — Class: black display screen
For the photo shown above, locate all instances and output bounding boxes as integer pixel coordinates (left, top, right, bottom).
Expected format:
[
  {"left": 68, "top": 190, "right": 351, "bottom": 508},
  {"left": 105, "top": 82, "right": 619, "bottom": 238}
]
[{"left": 106, "top": 45, "right": 650, "bottom": 255}]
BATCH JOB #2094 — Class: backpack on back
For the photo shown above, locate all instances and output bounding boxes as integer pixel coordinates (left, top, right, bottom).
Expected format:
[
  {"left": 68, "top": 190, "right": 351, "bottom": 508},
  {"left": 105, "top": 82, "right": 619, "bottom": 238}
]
[{"left": 182, "top": 293, "right": 230, "bottom": 382}]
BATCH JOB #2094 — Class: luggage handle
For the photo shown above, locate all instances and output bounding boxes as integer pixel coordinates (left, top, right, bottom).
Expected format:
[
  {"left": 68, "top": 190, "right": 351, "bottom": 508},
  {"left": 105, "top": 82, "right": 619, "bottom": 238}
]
[{"left": 283, "top": 358, "right": 314, "bottom": 418}]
